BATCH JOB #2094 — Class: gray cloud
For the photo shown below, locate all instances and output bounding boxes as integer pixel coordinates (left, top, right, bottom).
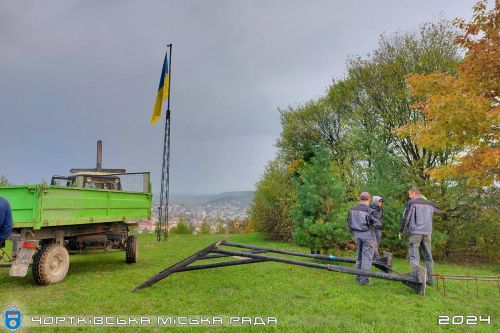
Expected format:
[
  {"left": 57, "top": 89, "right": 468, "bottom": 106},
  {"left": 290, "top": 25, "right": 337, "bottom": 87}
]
[{"left": 0, "top": 0, "right": 474, "bottom": 194}]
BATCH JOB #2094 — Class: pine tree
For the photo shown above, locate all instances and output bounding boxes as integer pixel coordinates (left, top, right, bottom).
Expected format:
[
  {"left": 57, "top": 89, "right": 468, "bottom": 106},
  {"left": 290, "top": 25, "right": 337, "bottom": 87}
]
[{"left": 292, "top": 145, "right": 349, "bottom": 252}]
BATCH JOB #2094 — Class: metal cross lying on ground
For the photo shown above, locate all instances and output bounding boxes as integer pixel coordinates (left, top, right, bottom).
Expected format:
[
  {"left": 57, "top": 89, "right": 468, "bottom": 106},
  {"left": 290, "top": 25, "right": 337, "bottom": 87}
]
[{"left": 133, "top": 240, "right": 427, "bottom": 295}]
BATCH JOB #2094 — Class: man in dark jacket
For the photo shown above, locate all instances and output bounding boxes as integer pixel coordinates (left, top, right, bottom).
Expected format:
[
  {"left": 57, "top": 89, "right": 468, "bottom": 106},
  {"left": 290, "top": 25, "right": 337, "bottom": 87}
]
[
  {"left": 369, "top": 196, "right": 383, "bottom": 259},
  {"left": 400, "top": 187, "right": 439, "bottom": 286},
  {"left": 347, "top": 192, "right": 381, "bottom": 285},
  {"left": 0, "top": 196, "right": 13, "bottom": 248}
]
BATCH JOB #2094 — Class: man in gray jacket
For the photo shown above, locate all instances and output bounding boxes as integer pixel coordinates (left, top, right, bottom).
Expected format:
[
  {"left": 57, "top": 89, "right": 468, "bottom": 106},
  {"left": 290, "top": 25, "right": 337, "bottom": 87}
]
[
  {"left": 347, "top": 192, "right": 381, "bottom": 285},
  {"left": 400, "top": 187, "right": 439, "bottom": 286}
]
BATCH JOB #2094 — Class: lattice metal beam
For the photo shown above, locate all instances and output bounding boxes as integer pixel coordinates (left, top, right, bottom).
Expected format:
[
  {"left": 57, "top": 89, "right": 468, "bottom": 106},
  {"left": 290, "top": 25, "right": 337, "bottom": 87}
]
[{"left": 157, "top": 44, "right": 173, "bottom": 242}]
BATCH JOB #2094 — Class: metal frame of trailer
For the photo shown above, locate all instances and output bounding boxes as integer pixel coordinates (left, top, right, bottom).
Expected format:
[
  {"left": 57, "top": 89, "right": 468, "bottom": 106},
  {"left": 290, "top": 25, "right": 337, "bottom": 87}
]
[
  {"left": 0, "top": 141, "right": 150, "bottom": 285},
  {"left": 133, "top": 241, "right": 427, "bottom": 295}
]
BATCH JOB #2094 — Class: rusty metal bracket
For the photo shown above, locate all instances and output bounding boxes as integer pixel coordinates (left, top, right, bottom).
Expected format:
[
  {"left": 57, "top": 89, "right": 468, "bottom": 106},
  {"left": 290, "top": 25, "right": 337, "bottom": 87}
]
[{"left": 433, "top": 273, "right": 500, "bottom": 298}]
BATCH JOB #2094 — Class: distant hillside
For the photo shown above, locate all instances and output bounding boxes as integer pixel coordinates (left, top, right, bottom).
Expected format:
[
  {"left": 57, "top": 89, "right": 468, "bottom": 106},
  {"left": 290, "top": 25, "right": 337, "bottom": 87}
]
[
  {"left": 168, "top": 194, "right": 213, "bottom": 204},
  {"left": 204, "top": 191, "right": 255, "bottom": 208},
  {"left": 167, "top": 191, "right": 255, "bottom": 208}
]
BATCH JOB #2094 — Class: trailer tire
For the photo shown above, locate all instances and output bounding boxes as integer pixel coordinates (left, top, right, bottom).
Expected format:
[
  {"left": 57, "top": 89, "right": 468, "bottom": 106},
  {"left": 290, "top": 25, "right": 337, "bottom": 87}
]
[
  {"left": 32, "top": 244, "right": 70, "bottom": 286},
  {"left": 126, "top": 235, "right": 138, "bottom": 264}
]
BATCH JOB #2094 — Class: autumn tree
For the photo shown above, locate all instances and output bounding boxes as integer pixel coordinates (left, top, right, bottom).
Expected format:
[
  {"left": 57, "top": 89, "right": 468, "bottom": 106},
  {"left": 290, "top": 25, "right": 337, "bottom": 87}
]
[
  {"left": 249, "top": 158, "right": 296, "bottom": 241},
  {"left": 277, "top": 98, "right": 348, "bottom": 165},
  {"left": 277, "top": 95, "right": 361, "bottom": 198},
  {"left": 397, "top": 0, "right": 499, "bottom": 186},
  {"left": 249, "top": 16, "right": 498, "bottom": 260},
  {"left": 343, "top": 20, "right": 461, "bottom": 184}
]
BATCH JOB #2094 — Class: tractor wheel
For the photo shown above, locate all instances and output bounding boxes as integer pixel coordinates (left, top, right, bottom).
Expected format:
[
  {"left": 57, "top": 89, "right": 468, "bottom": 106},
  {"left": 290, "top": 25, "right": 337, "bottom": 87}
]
[
  {"left": 32, "top": 244, "right": 70, "bottom": 286},
  {"left": 126, "top": 235, "right": 138, "bottom": 264}
]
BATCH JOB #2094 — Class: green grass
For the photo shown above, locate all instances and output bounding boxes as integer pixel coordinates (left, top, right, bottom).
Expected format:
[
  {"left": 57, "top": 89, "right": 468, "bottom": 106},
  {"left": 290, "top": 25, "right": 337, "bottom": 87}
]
[{"left": 1, "top": 233, "right": 498, "bottom": 332}]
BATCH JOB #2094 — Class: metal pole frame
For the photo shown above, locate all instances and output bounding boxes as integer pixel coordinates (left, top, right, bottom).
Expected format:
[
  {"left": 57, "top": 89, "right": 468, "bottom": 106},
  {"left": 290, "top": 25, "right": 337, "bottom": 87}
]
[
  {"left": 221, "top": 241, "right": 394, "bottom": 273},
  {"left": 133, "top": 241, "right": 426, "bottom": 295}
]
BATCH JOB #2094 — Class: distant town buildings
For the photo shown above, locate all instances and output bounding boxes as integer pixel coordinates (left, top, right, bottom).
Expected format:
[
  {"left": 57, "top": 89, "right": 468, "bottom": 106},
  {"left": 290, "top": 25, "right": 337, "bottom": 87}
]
[{"left": 136, "top": 199, "right": 249, "bottom": 234}]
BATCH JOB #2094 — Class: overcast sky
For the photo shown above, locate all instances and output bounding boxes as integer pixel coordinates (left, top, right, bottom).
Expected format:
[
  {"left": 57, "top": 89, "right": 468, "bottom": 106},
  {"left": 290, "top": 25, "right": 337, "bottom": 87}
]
[{"left": 0, "top": 0, "right": 475, "bottom": 194}]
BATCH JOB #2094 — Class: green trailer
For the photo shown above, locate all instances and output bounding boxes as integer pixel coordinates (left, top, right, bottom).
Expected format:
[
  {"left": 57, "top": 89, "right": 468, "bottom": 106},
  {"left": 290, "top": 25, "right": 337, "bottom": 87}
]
[{"left": 0, "top": 171, "right": 152, "bottom": 285}]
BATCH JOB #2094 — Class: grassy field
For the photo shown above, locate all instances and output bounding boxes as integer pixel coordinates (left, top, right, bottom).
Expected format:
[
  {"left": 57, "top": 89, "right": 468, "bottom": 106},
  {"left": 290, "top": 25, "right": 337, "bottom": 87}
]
[{"left": 1, "top": 233, "right": 498, "bottom": 332}]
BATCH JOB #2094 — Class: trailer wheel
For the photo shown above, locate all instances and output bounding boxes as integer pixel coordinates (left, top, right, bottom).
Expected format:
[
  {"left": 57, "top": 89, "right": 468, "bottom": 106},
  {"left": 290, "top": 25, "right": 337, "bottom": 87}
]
[
  {"left": 126, "top": 235, "right": 138, "bottom": 264},
  {"left": 32, "top": 244, "right": 70, "bottom": 286}
]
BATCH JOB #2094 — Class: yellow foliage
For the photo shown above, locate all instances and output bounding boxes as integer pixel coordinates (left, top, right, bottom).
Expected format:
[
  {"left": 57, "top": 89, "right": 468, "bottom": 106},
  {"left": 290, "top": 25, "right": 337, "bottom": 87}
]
[{"left": 395, "top": 0, "right": 500, "bottom": 186}]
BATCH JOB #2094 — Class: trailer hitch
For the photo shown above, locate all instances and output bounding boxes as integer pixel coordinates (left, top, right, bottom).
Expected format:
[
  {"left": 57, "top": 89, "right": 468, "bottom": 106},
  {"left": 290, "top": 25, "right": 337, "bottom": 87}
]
[{"left": 133, "top": 240, "right": 426, "bottom": 295}]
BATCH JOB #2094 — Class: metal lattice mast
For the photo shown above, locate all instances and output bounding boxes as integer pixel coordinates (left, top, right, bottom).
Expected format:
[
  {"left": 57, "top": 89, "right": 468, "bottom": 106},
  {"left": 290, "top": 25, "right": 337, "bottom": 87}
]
[{"left": 157, "top": 44, "right": 172, "bottom": 242}]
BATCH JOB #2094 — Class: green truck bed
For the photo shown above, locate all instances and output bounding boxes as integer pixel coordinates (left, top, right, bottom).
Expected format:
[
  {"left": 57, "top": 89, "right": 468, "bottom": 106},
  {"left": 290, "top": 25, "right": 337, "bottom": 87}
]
[{"left": 0, "top": 185, "right": 152, "bottom": 230}]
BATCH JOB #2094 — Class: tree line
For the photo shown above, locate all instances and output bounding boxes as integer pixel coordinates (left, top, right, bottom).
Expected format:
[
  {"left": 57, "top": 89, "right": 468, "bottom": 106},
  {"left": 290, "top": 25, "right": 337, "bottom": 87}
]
[{"left": 250, "top": 1, "right": 499, "bottom": 261}]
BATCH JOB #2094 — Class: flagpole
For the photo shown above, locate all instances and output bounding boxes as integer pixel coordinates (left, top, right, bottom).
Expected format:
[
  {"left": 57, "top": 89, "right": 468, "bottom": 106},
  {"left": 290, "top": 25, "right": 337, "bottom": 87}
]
[
  {"left": 158, "top": 43, "right": 172, "bottom": 241},
  {"left": 166, "top": 43, "right": 172, "bottom": 115},
  {"left": 165, "top": 43, "right": 172, "bottom": 240}
]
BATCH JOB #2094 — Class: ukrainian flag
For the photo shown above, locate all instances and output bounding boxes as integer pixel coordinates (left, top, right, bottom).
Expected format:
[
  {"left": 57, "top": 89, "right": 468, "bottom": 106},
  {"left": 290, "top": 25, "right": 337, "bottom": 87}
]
[{"left": 150, "top": 52, "right": 169, "bottom": 125}]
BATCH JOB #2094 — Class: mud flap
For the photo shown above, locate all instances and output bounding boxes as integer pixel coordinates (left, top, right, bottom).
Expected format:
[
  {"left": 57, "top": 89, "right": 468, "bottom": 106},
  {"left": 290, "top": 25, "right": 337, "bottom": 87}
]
[{"left": 9, "top": 247, "right": 35, "bottom": 277}]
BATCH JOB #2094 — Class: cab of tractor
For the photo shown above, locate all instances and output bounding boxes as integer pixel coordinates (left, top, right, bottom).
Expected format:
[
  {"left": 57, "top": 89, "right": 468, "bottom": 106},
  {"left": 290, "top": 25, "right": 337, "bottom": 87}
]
[
  {"left": 51, "top": 173, "right": 123, "bottom": 190},
  {"left": 50, "top": 139, "right": 128, "bottom": 190}
]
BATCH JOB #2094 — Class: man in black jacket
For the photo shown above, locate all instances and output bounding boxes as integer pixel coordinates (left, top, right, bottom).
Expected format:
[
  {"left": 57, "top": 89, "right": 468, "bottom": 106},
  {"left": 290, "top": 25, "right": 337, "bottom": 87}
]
[
  {"left": 347, "top": 192, "right": 381, "bottom": 285},
  {"left": 400, "top": 187, "right": 439, "bottom": 286},
  {"left": 369, "top": 196, "right": 384, "bottom": 260}
]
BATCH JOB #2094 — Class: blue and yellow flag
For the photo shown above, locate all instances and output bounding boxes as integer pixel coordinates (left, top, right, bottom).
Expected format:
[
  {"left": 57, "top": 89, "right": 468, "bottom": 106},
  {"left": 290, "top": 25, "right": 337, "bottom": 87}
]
[{"left": 150, "top": 52, "right": 169, "bottom": 125}]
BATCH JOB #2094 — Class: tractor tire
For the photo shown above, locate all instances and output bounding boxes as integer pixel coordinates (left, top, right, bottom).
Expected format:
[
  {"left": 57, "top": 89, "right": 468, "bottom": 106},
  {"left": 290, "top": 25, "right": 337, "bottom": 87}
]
[
  {"left": 32, "top": 244, "right": 70, "bottom": 286},
  {"left": 126, "top": 235, "right": 138, "bottom": 264}
]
